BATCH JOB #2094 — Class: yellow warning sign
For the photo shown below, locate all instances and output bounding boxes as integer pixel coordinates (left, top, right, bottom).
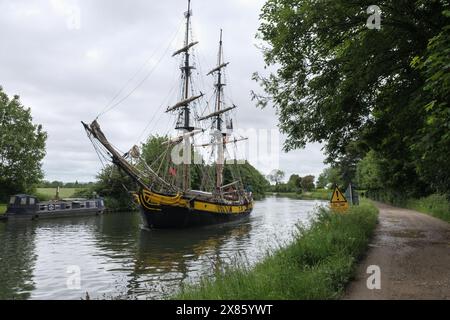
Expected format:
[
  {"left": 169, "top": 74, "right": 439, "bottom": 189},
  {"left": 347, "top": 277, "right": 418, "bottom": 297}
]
[{"left": 330, "top": 186, "right": 349, "bottom": 213}]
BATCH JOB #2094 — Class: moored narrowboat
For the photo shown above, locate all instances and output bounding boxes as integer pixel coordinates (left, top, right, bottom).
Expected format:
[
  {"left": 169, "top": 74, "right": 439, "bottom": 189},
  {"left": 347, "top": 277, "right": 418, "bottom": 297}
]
[{"left": 4, "top": 194, "right": 105, "bottom": 220}]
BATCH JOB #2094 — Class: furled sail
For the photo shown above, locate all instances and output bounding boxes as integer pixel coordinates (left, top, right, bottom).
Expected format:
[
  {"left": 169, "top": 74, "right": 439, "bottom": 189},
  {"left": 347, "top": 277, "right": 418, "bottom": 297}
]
[
  {"left": 198, "top": 105, "right": 236, "bottom": 121},
  {"left": 207, "top": 62, "right": 230, "bottom": 76},
  {"left": 163, "top": 129, "right": 203, "bottom": 145},
  {"left": 172, "top": 41, "right": 199, "bottom": 57},
  {"left": 194, "top": 137, "right": 248, "bottom": 148},
  {"left": 166, "top": 93, "right": 204, "bottom": 113}
]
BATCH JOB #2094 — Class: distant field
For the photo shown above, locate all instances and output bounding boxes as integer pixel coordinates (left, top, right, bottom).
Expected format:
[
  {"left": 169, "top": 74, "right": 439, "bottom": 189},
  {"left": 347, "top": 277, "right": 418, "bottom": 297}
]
[
  {"left": 36, "top": 188, "right": 84, "bottom": 200},
  {"left": 0, "top": 204, "right": 6, "bottom": 214}
]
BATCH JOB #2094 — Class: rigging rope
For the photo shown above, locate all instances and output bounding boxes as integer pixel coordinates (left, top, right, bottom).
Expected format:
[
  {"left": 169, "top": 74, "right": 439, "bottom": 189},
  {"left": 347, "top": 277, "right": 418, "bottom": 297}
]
[
  {"left": 134, "top": 82, "right": 178, "bottom": 145},
  {"left": 96, "top": 19, "right": 184, "bottom": 120},
  {"left": 87, "top": 13, "right": 246, "bottom": 196}
]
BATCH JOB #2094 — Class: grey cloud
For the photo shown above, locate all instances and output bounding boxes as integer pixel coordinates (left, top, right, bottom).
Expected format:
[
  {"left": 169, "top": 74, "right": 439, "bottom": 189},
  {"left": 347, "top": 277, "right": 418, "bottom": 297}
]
[{"left": 0, "top": 0, "right": 326, "bottom": 182}]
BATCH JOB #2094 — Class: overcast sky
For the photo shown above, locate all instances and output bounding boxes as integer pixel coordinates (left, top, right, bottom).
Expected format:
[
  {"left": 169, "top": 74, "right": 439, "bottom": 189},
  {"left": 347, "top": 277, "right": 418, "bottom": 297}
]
[{"left": 0, "top": 0, "right": 326, "bottom": 183}]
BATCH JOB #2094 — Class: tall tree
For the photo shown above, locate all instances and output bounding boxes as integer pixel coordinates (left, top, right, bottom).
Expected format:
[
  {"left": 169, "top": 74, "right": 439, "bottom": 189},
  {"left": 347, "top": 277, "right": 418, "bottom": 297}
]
[
  {"left": 410, "top": 10, "right": 450, "bottom": 194},
  {"left": 267, "top": 169, "right": 285, "bottom": 185},
  {"left": 224, "top": 162, "right": 270, "bottom": 199},
  {"left": 0, "top": 87, "right": 47, "bottom": 200},
  {"left": 356, "top": 151, "right": 384, "bottom": 191},
  {"left": 287, "top": 174, "right": 302, "bottom": 192},
  {"left": 316, "top": 172, "right": 328, "bottom": 189},
  {"left": 301, "top": 175, "right": 315, "bottom": 191},
  {"left": 89, "top": 165, "right": 137, "bottom": 211},
  {"left": 255, "top": 0, "right": 449, "bottom": 197},
  {"left": 141, "top": 135, "right": 170, "bottom": 168},
  {"left": 317, "top": 167, "right": 344, "bottom": 189}
]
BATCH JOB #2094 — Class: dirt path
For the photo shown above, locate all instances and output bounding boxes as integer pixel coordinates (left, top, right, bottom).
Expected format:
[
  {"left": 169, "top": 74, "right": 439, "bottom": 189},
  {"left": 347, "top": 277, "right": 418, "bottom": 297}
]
[{"left": 344, "top": 202, "right": 450, "bottom": 300}]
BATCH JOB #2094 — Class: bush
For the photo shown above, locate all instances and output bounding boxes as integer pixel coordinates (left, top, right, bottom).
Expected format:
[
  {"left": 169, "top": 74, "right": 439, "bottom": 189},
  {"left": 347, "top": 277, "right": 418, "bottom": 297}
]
[
  {"left": 368, "top": 191, "right": 450, "bottom": 223},
  {"left": 405, "top": 194, "right": 450, "bottom": 223}
]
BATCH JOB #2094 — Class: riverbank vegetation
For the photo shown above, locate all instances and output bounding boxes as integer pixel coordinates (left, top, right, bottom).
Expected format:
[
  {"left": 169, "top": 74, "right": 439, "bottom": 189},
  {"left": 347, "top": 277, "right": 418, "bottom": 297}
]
[
  {"left": 267, "top": 171, "right": 315, "bottom": 193},
  {"left": 377, "top": 194, "right": 450, "bottom": 223},
  {"left": 254, "top": 2, "right": 449, "bottom": 218},
  {"left": 175, "top": 201, "right": 378, "bottom": 299},
  {"left": 358, "top": 156, "right": 450, "bottom": 223},
  {"left": 405, "top": 194, "right": 450, "bottom": 223},
  {"left": 265, "top": 171, "right": 332, "bottom": 201},
  {"left": 267, "top": 189, "right": 330, "bottom": 201},
  {"left": 0, "top": 87, "right": 47, "bottom": 202}
]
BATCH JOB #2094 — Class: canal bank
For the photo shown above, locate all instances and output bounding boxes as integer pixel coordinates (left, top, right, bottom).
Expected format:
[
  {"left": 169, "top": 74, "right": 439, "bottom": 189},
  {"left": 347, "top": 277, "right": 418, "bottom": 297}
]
[{"left": 174, "top": 200, "right": 379, "bottom": 299}]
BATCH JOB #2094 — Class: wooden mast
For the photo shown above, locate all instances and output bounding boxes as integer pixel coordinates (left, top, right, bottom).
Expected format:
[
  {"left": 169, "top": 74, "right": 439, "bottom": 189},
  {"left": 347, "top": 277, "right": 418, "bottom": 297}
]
[
  {"left": 181, "top": 0, "right": 193, "bottom": 191},
  {"left": 215, "top": 30, "right": 225, "bottom": 189}
]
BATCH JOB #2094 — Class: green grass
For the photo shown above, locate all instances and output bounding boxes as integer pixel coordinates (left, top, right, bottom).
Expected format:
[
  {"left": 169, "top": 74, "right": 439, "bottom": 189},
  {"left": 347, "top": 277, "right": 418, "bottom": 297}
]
[
  {"left": 35, "top": 188, "right": 85, "bottom": 201},
  {"left": 405, "top": 194, "right": 450, "bottom": 223},
  {"left": 267, "top": 189, "right": 331, "bottom": 201},
  {"left": 174, "top": 200, "right": 379, "bottom": 300},
  {"left": 0, "top": 204, "right": 6, "bottom": 215}
]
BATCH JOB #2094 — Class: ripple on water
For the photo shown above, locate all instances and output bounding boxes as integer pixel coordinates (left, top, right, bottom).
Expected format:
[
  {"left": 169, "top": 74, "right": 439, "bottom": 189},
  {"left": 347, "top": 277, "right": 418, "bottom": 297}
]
[{"left": 0, "top": 197, "right": 325, "bottom": 299}]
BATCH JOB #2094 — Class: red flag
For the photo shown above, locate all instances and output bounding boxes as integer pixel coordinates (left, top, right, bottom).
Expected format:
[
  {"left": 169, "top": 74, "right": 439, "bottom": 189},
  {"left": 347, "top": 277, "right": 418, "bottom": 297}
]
[{"left": 169, "top": 167, "right": 177, "bottom": 177}]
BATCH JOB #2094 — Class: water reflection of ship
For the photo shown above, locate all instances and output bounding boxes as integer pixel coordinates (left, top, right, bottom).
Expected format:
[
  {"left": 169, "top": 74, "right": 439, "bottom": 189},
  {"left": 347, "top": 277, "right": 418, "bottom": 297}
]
[
  {"left": 73, "top": 211, "right": 251, "bottom": 297},
  {"left": 0, "top": 220, "right": 37, "bottom": 299},
  {"left": 138, "top": 222, "right": 251, "bottom": 268},
  {"left": 126, "top": 220, "right": 252, "bottom": 296},
  {"left": 70, "top": 212, "right": 251, "bottom": 274}
]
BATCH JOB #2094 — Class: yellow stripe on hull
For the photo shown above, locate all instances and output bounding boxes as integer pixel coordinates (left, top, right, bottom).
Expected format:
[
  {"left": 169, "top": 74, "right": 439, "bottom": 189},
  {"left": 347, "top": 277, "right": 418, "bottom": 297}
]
[
  {"left": 192, "top": 201, "right": 252, "bottom": 214},
  {"left": 137, "top": 189, "right": 252, "bottom": 215}
]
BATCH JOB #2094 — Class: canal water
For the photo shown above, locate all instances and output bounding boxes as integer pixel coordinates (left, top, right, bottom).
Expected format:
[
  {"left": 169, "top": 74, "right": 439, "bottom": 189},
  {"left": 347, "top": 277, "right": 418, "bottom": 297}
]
[{"left": 0, "top": 197, "right": 325, "bottom": 300}]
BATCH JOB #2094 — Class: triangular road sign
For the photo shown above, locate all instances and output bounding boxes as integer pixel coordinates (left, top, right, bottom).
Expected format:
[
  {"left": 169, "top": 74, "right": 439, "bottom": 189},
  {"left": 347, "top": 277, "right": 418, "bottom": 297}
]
[
  {"left": 330, "top": 185, "right": 349, "bottom": 213},
  {"left": 331, "top": 186, "right": 347, "bottom": 203}
]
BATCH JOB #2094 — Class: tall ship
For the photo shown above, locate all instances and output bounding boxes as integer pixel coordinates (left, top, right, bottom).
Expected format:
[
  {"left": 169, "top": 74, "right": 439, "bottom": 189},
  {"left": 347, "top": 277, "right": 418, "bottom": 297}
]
[{"left": 82, "top": 0, "right": 253, "bottom": 229}]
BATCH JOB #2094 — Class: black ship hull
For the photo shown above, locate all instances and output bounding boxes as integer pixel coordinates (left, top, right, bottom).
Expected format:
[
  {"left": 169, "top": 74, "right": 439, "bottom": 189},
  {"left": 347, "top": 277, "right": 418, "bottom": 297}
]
[
  {"left": 136, "top": 189, "right": 253, "bottom": 229},
  {"left": 139, "top": 205, "right": 251, "bottom": 229}
]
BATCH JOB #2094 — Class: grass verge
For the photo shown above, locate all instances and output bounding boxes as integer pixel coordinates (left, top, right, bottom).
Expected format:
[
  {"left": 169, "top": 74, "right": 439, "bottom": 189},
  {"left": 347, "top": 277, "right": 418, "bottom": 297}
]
[
  {"left": 174, "top": 200, "right": 379, "bottom": 300},
  {"left": 0, "top": 204, "right": 6, "bottom": 214},
  {"left": 405, "top": 194, "right": 450, "bottom": 223}
]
